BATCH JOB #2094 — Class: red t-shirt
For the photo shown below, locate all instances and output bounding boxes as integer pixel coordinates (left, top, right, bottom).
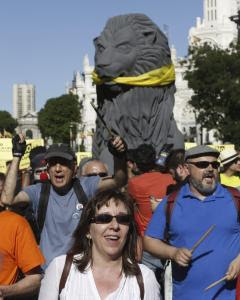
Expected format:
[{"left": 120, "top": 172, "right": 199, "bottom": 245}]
[
  {"left": 128, "top": 172, "right": 175, "bottom": 235},
  {"left": 0, "top": 211, "right": 45, "bottom": 285}
]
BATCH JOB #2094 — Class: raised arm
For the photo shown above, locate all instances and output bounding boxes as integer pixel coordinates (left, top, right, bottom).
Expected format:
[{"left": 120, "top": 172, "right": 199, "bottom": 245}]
[
  {"left": 1, "top": 135, "right": 30, "bottom": 207},
  {"left": 98, "top": 136, "right": 127, "bottom": 191}
]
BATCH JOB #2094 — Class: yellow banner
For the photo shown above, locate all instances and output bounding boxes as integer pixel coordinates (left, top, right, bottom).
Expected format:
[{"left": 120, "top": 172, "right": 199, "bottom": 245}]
[
  {"left": 76, "top": 152, "right": 92, "bottom": 165},
  {"left": 184, "top": 143, "right": 235, "bottom": 153},
  {"left": 207, "top": 144, "right": 235, "bottom": 153},
  {"left": 0, "top": 138, "right": 44, "bottom": 173}
]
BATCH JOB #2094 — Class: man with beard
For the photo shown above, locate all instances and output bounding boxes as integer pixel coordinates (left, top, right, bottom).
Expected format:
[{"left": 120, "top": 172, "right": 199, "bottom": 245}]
[{"left": 144, "top": 145, "right": 240, "bottom": 300}]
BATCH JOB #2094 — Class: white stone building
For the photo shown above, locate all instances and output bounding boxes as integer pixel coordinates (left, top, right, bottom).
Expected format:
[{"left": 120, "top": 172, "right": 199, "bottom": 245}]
[
  {"left": 13, "top": 84, "right": 36, "bottom": 119},
  {"left": 17, "top": 112, "right": 42, "bottom": 139},
  {"left": 69, "top": 0, "right": 239, "bottom": 150},
  {"left": 12, "top": 83, "right": 41, "bottom": 139},
  {"left": 67, "top": 55, "right": 97, "bottom": 152},
  {"left": 174, "top": 0, "right": 238, "bottom": 144}
]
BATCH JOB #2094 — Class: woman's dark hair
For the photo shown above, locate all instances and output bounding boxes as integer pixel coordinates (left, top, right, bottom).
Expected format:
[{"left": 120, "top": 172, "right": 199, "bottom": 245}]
[{"left": 68, "top": 189, "right": 140, "bottom": 277}]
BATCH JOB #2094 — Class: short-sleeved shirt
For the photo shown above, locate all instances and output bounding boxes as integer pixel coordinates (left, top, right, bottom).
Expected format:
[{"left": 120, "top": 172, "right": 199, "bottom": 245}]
[
  {"left": 24, "top": 176, "right": 99, "bottom": 268},
  {"left": 0, "top": 211, "right": 45, "bottom": 284},
  {"left": 145, "top": 183, "right": 240, "bottom": 300},
  {"left": 128, "top": 172, "right": 174, "bottom": 235}
]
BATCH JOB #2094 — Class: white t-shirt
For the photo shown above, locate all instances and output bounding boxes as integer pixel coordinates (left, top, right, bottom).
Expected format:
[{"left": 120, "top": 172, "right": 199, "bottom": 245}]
[{"left": 38, "top": 255, "right": 161, "bottom": 300}]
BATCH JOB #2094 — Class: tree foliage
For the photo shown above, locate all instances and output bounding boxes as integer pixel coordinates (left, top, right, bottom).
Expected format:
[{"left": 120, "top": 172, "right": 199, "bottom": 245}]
[
  {"left": 0, "top": 111, "right": 18, "bottom": 134},
  {"left": 38, "top": 94, "right": 81, "bottom": 144},
  {"left": 184, "top": 43, "right": 240, "bottom": 147}
]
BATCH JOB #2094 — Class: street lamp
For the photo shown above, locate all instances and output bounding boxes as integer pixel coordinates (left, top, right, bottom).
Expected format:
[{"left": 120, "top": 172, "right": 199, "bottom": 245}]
[{"left": 230, "top": 8, "right": 240, "bottom": 42}]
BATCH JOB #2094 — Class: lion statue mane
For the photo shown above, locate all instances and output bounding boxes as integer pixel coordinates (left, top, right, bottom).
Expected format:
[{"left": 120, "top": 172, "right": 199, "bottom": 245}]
[{"left": 92, "top": 14, "right": 183, "bottom": 170}]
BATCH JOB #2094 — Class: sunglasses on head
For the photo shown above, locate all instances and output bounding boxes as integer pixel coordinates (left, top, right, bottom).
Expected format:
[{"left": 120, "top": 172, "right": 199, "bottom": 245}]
[
  {"left": 187, "top": 161, "right": 220, "bottom": 169},
  {"left": 85, "top": 172, "right": 108, "bottom": 177},
  {"left": 91, "top": 213, "right": 131, "bottom": 225}
]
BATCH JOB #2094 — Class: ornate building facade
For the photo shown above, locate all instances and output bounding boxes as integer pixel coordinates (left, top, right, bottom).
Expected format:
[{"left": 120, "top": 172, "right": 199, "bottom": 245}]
[
  {"left": 174, "top": 0, "right": 238, "bottom": 144},
  {"left": 12, "top": 83, "right": 41, "bottom": 139},
  {"left": 69, "top": 0, "right": 239, "bottom": 150},
  {"left": 67, "top": 55, "right": 97, "bottom": 152}
]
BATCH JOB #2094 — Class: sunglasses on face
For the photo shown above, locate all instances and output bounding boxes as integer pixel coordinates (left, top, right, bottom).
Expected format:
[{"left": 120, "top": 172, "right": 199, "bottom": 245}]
[
  {"left": 85, "top": 172, "right": 108, "bottom": 177},
  {"left": 90, "top": 213, "right": 131, "bottom": 225},
  {"left": 187, "top": 161, "right": 220, "bottom": 169}
]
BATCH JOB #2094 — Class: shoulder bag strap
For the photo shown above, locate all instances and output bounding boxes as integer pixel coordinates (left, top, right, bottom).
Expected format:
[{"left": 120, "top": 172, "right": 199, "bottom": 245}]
[
  {"left": 164, "top": 189, "right": 179, "bottom": 241},
  {"left": 136, "top": 264, "right": 145, "bottom": 300},
  {"left": 73, "top": 178, "right": 88, "bottom": 206},
  {"left": 223, "top": 185, "right": 240, "bottom": 222},
  {"left": 58, "top": 254, "right": 74, "bottom": 298},
  {"left": 37, "top": 181, "right": 51, "bottom": 235}
]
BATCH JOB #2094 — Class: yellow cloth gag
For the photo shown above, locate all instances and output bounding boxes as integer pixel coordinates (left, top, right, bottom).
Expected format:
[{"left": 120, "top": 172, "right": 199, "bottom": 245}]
[{"left": 92, "top": 64, "right": 175, "bottom": 87}]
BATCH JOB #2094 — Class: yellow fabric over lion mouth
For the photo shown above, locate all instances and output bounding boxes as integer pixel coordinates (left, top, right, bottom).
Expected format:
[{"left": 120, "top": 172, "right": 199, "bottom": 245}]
[{"left": 92, "top": 64, "right": 175, "bottom": 87}]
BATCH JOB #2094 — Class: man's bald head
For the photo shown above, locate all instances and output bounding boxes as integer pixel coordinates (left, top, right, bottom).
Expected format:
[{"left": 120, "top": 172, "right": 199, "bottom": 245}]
[{"left": 80, "top": 159, "right": 108, "bottom": 177}]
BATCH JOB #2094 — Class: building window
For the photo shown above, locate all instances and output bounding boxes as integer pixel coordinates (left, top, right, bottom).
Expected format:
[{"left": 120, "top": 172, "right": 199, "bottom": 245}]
[{"left": 190, "top": 127, "right": 196, "bottom": 136}]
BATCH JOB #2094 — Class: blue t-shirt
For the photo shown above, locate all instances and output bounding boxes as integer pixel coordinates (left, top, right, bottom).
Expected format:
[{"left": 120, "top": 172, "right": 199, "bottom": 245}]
[
  {"left": 145, "top": 183, "right": 240, "bottom": 300},
  {"left": 24, "top": 176, "right": 99, "bottom": 268}
]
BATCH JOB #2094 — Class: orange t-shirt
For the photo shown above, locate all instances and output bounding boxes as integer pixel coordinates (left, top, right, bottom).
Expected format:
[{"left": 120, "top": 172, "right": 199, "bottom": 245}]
[
  {"left": 128, "top": 172, "right": 175, "bottom": 235},
  {"left": 0, "top": 211, "right": 45, "bottom": 285}
]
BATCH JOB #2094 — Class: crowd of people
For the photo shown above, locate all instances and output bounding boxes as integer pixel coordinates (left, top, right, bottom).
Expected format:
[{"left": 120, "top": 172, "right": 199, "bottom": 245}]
[{"left": 0, "top": 133, "right": 240, "bottom": 300}]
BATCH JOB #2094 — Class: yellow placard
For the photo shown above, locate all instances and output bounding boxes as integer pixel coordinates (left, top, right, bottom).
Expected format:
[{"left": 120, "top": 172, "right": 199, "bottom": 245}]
[
  {"left": 75, "top": 152, "right": 92, "bottom": 165},
  {"left": 184, "top": 143, "right": 235, "bottom": 153},
  {"left": 0, "top": 160, "right": 7, "bottom": 173},
  {"left": 207, "top": 144, "right": 235, "bottom": 153},
  {"left": 0, "top": 138, "right": 44, "bottom": 173},
  {"left": 184, "top": 143, "right": 197, "bottom": 150}
]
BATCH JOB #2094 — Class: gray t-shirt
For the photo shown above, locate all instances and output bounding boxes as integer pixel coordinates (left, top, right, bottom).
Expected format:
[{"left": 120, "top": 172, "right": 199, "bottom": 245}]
[{"left": 24, "top": 176, "right": 99, "bottom": 268}]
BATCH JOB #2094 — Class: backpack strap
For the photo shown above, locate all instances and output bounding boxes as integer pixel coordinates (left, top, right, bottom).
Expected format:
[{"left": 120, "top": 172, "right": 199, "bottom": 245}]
[
  {"left": 136, "top": 264, "right": 144, "bottom": 300},
  {"left": 37, "top": 181, "right": 51, "bottom": 235},
  {"left": 223, "top": 185, "right": 240, "bottom": 221},
  {"left": 58, "top": 254, "right": 73, "bottom": 298},
  {"left": 72, "top": 178, "right": 88, "bottom": 206},
  {"left": 164, "top": 189, "right": 180, "bottom": 241}
]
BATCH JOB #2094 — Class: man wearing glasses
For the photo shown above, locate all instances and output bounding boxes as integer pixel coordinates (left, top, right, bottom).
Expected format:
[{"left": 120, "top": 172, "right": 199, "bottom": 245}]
[
  {"left": 144, "top": 145, "right": 240, "bottom": 300},
  {"left": 1, "top": 135, "right": 127, "bottom": 269},
  {"left": 78, "top": 158, "right": 109, "bottom": 178}
]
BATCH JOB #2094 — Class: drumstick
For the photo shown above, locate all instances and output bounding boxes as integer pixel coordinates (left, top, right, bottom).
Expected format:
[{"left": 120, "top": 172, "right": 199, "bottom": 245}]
[
  {"left": 204, "top": 275, "right": 228, "bottom": 291},
  {"left": 190, "top": 224, "right": 215, "bottom": 253}
]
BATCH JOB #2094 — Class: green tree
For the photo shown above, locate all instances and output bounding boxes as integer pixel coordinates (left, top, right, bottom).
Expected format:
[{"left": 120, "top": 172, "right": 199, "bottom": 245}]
[
  {"left": 38, "top": 94, "right": 81, "bottom": 144},
  {"left": 184, "top": 43, "right": 240, "bottom": 147},
  {"left": 0, "top": 111, "right": 18, "bottom": 134}
]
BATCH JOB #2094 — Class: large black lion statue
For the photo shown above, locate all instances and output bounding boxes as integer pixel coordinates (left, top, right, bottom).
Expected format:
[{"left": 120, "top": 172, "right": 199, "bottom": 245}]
[{"left": 92, "top": 13, "right": 183, "bottom": 170}]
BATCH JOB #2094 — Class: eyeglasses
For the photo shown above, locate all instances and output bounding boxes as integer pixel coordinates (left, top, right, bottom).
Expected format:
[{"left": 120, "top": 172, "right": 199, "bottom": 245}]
[
  {"left": 85, "top": 172, "right": 108, "bottom": 177},
  {"left": 187, "top": 161, "right": 220, "bottom": 169},
  {"left": 91, "top": 213, "right": 131, "bottom": 225}
]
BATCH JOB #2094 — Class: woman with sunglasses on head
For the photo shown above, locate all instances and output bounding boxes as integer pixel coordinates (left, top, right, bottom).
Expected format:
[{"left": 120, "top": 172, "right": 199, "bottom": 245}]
[{"left": 38, "top": 189, "right": 161, "bottom": 300}]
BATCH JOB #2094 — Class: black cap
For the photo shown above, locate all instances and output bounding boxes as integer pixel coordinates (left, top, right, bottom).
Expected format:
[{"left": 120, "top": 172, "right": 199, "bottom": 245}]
[
  {"left": 185, "top": 145, "right": 220, "bottom": 161},
  {"left": 44, "top": 144, "right": 76, "bottom": 161},
  {"left": 31, "top": 153, "right": 47, "bottom": 170}
]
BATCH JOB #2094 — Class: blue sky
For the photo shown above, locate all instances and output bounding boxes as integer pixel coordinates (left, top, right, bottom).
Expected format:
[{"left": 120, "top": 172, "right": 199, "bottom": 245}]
[{"left": 0, "top": 0, "right": 202, "bottom": 114}]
